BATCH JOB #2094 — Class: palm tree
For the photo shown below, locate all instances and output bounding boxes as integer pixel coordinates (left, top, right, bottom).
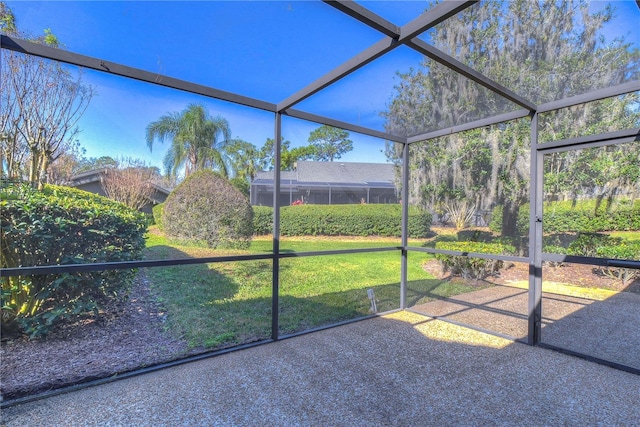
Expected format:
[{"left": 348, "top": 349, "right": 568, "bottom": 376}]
[
  {"left": 226, "top": 138, "right": 262, "bottom": 182},
  {"left": 146, "top": 104, "right": 232, "bottom": 179}
]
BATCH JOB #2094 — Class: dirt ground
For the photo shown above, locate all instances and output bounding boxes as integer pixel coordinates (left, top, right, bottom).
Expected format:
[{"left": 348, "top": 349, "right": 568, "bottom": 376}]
[
  {"left": 0, "top": 272, "right": 196, "bottom": 401},
  {"left": 423, "top": 258, "right": 640, "bottom": 294}
]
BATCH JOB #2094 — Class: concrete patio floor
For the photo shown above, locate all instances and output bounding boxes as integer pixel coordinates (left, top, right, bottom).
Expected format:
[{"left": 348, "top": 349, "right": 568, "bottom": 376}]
[
  {"left": 411, "top": 284, "right": 640, "bottom": 370},
  {"left": 2, "top": 311, "right": 639, "bottom": 426}
]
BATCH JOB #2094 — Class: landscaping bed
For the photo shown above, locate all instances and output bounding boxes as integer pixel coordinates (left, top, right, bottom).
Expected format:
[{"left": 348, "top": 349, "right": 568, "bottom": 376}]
[
  {"left": 424, "top": 258, "right": 640, "bottom": 293},
  {"left": 0, "top": 271, "right": 195, "bottom": 401}
]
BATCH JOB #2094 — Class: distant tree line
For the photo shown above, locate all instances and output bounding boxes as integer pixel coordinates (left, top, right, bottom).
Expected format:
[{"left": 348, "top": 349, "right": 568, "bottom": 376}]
[{"left": 145, "top": 103, "right": 354, "bottom": 182}]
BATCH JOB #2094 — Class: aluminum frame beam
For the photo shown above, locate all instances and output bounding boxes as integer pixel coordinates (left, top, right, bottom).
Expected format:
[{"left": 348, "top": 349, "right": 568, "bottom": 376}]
[
  {"left": 405, "top": 246, "right": 527, "bottom": 264},
  {"left": 528, "top": 113, "right": 543, "bottom": 345},
  {"left": 537, "top": 128, "right": 640, "bottom": 153},
  {"left": 283, "top": 108, "right": 406, "bottom": 143},
  {"left": 322, "top": 0, "right": 400, "bottom": 38},
  {"left": 277, "top": 0, "right": 477, "bottom": 111},
  {"left": 537, "top": 80, "right": 640, "bottom": 113},
  {"left": 406, "top": 39, "right": 537, "bottom": 111},
  {"left": 399, "top": 0, "right": 478, "bottom": 41},
  {"left": 1, "top": 35, "right": 277, "bottom": 112},
  {"left": 407, "top": 109, "right": 531, "bottom": 143},
  {"left": 276, "top": 37, "right": 400, "bottom": 112}
]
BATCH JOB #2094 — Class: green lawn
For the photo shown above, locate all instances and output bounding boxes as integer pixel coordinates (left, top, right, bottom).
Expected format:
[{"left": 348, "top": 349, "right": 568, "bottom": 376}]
[
  {"left": 143, "top": 230, "right": 475, "bottom": 350},
  {"left": 610, "top": 231, "right": 640, "bottom": 242}
]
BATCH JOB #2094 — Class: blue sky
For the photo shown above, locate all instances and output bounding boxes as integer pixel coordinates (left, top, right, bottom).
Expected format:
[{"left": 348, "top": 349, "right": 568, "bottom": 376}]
[{"left": 5, "top": 0, "right": 639, "bottom": 172}]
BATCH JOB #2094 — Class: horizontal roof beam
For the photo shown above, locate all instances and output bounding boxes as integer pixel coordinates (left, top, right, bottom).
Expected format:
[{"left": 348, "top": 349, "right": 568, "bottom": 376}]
[
  {"left": 537, "top": 128, "right": 640, "bottom": 153},
  {"left": 277, "top": 0, "right": 477, "bottom": 112},
  {"left": 406, "top": 39, "right": 537, "bottom": 111},
  {"left": 537, "top": 80, "right": 640, "bottom": 113},
  {"left": 1, "top": 35, "right": 277, "bottom": 112},
  {"left": 407, "top": 108, "right": 531, "bottom": 143},
  {"left": 284, "top": 108, "right": 407, "bottom": 144}
]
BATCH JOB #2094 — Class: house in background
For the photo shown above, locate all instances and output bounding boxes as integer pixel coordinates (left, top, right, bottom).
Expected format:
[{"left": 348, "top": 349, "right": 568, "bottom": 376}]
[
  {"left": 69, "top": 168, "right": 171, "bottom": 214},
  {"left": 250, "top": 161, "right": 399, "bottom": 207}
]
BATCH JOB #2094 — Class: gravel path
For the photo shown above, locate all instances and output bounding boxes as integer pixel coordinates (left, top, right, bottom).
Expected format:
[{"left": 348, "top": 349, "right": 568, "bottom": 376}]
[{"left": 2, "top": 311, "right": 639, "bottom": 426}]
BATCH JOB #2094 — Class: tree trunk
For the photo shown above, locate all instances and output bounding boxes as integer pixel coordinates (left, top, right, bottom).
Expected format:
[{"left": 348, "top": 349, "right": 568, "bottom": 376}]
[
  {"left": 501, "top": 201, "right": 521, "bottom": 238},
  {"left": 37, "top": 154, "right": 50, "bottom": 190}
]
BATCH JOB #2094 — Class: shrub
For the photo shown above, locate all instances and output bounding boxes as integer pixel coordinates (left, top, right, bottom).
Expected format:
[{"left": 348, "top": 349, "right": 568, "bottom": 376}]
[
  {"left": 1, "top": 184, "right": 147, "bottom": 338},
  {"left": 542, "top": 232, "right": 639, "bottom": 283},
  {"left": 152, "top": 202, "right": 165, "bottom": 231},
  {"left": 434, "top": 241, "right": 515, "bottom": 280},
  {"left": 595, "top": 242, "right": 640, "bottom": 285},
  {"left": 163, "top": 170, "right": 253, "bottom": 249},
  {"left": 488, "top": 204, "right": 529, "bottom": 235},
  {"left": 456, "top": 229, "right": 494, "bottom": 242},
  {"left": 252, "top": 204, "right": 431, "bottom": 238},
  {"left": 566, "top": 233, "right": 620, "bottom": 257},
  {"left": 229, "top": 177, "right": 250, "bottom": 198},
  {"left": 443, "top": 201, "right": 476, "bottom": 230},
  {"left": 252, "top": 206, "right": 273, "bottom": 235},
  {"left": 490, "top": 199, "right": 640, "bottom": 235}
]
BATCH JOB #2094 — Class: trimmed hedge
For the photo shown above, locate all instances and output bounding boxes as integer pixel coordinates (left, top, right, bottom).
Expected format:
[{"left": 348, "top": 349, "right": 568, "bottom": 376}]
[
  {"left": 543, "top": 232, "right": 640, "bottom": 259},
  {"left": 1, "top": 184, "right": 147, "bottom": 338},
  {"left": 152, "top": 202, "right": 165, "bottom": 231},
  {"left": 163, "top": 170, "right": 253, "bottom": 249},
  {"left": 251, "top": 204, "right": 431, "bottom": 238},
  {"left": 253, "top": 206, "right": 273, "bottom": 235},
  {"left": 490, "top": 199, "right": 640, "bottom": 235},
  {"left": 434, "top": 241, "right": 515, "bottom": 279}
]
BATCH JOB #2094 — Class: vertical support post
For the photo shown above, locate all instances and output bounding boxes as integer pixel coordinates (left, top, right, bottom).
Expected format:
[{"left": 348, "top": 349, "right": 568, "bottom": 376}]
[
  {"left": 528, "top": 112, "right": 543, "bottom": 345},
  {"left": 400, "top": 141, "right": 410, "bottom": 309},
  {"left": 271, "top": 113, "right": 282, "bottom": 341}
]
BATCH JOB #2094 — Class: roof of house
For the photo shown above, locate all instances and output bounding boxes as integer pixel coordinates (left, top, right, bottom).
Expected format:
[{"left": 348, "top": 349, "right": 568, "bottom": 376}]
[
  {"left": 69, "top": 169, "right": 172, "bottom": 196},
  {"left": 252, "top": 161, "right": 397, "bottom": 188},
  {"left": 69, "top": 168, "right": 110, "bottom": 186}
]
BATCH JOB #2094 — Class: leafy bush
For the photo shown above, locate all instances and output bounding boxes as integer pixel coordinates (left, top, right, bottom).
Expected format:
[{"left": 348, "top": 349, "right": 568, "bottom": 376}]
[
  {"left": 456, "top": 229, "right": 494, "bottom": 242},
  {"left": 488, "top": 204, "right": 530, "bottom": 235},
  {"left": 252, "top": 204, "right": 431, "bottom": 238},
  {"left": 1, "top": 184, "right": 147, "bottom": 338},
  {"left": 253, "top": 206, "right": 273, "bottom": 235},
  {"left": 566, "top": 233, "right": 621, "bottom": 257},
  {"left": 163, "top": 170, "right": 253, "bottom": 249},
  {"left": 490, "top": 199, "right": 640, "bottom": 235},
  {"left": 152, "top": 202, "right": 165, "bottom": 231},
  {"left": 542, "top": 232, "right": 639, "bottom": 283},
  {"left": 596, "top": 242, "right": 640, "bottom": 285},
  {"left": 229, "top": 177, "right": 249, "bottom": 198},
  {"left": 434, "top": 241, "right": 515, "bottom": 279}
]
